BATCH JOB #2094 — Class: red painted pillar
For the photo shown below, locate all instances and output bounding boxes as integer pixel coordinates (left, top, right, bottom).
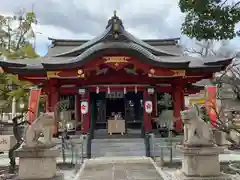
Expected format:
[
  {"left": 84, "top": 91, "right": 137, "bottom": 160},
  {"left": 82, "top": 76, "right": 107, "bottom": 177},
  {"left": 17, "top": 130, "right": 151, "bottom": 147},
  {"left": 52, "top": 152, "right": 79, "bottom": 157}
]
[
  {"left": 75, "top": 94, "right": 81, "bottom": 130},
  {"left": 143, "top": 88, "right": 152, "bottom": 132},
  {"left": 53, "top": 88, "right": 59, "bottom": 135},
  {"left": 47, "top": 80, "right": 60, "bottom": 135},
  {"left": 46, "top": 93, "right": 51, "bottom": 112},
  {"left": 81, "top": 90, "right": 90, "bottom": 134},
  {"left": 50, "top": 88, "right": 59, "bottom": 112},
  {"left": 181, "top": 90, "right": 185, "bottom": 110},
  {"left": 173, "top": 85, "right": 184, "bottom": 132},
  {"left": 44, "top": 85, "right": 51, "bottom": 112},
  {"left": 152, "top": 91, "right": 157, "bottom": 118}
]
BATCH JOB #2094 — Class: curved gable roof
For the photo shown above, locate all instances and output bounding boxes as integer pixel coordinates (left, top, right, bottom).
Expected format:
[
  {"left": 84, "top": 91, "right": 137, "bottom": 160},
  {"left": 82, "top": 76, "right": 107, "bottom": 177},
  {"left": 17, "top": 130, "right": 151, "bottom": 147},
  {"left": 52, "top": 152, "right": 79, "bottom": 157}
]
[
  {"left": 42, "top": 42, "right": 190, "bottom": 70},
  {"left": 54, "top": 14, "right": 180, "bottom": 57}
]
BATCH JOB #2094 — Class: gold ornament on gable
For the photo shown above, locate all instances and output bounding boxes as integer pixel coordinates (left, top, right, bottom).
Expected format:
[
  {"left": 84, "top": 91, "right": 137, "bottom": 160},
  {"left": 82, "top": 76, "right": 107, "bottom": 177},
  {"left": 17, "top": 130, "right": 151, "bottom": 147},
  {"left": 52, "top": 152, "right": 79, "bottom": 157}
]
[
  {"left": 171, "top": 70, "right": 185, "bottom": 76},
  {"left": 46, "top": 71, "right": 59, "bottom": 78},
  {"left": 103, "top": 56, "right": 130, "bottom": 63}
]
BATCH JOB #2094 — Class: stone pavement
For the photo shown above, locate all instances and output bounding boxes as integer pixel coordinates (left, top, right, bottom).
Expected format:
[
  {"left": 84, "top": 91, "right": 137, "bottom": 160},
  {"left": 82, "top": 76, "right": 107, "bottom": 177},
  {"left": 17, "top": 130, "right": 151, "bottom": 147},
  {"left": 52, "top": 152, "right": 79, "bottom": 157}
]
[
  {"left": 74, "top": 157, "right": 164, "bottom": 180},
  {"left": 91, "top": 138, "right": 146, "bottom": 157}
]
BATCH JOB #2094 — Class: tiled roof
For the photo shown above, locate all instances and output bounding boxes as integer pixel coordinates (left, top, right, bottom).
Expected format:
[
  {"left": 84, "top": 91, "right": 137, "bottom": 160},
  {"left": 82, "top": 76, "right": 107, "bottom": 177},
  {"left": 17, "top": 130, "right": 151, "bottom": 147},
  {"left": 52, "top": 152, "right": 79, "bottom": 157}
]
[{"left": 0, "top": 13, "right": 233, "bottom": 74}]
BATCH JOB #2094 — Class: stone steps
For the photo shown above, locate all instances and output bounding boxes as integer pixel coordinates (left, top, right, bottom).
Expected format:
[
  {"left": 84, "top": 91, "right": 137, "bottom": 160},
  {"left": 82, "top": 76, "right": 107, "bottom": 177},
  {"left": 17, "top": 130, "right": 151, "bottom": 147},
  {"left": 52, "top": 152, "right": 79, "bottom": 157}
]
[{"left": 91, "top": 138, "right": 146, "bottom": 157}]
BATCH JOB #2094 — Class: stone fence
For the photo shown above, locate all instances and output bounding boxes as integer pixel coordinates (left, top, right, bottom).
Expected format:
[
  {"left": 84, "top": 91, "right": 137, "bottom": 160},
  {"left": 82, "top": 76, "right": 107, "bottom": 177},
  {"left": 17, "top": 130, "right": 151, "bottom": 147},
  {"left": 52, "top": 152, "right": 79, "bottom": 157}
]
[
  {"left": 149, "top": 133, "right": 183, "bottom": 162},
  {"left": 0, "top": 112, "right": 27, "bottom": 122}
]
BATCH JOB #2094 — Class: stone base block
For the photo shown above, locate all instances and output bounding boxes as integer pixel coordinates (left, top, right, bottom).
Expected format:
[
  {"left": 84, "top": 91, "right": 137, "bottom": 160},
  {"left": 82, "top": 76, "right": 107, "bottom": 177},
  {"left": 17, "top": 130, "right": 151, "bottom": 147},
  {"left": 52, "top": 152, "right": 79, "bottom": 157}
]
[
  {"left": 15, "top": 148, "right": 60, "bottom": 180},
  {"left": 176, "top": 170, "right": 232, "bottom": 180},
  {"left": 177, "top": 145, "right": 224, "bottom": 177},
  {"left": 14, "top": 173, "right": 64, "bottom": 180}
]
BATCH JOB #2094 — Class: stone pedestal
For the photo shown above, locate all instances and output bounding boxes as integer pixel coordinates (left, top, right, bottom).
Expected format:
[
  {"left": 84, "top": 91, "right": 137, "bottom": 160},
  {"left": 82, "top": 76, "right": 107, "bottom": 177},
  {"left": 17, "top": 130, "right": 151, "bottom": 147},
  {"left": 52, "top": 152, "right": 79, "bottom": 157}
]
[
  {"left": 176, "top": 145, "right": 231, "bottom": 180},
  {"left": 15, "top": 148, "right": 62, "bottom": 180}
]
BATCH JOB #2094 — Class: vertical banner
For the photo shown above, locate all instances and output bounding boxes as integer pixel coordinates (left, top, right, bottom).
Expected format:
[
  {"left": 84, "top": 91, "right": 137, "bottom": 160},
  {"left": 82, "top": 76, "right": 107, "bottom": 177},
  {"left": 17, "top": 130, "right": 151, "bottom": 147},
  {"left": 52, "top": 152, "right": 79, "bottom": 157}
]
[
  {"left": 27, "top": 88, "right": 41, "bottom": 123},
  {"left": 205, "top": 86, "right": 217, "bottom": 128}
]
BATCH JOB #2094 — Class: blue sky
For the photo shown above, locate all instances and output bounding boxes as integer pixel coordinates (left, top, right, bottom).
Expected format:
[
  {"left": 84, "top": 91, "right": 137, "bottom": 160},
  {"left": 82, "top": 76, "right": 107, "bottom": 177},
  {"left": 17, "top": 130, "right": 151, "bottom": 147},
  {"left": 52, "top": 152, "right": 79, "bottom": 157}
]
[{"left": 0, "top": 0, "right": 240, "bottom": 56}]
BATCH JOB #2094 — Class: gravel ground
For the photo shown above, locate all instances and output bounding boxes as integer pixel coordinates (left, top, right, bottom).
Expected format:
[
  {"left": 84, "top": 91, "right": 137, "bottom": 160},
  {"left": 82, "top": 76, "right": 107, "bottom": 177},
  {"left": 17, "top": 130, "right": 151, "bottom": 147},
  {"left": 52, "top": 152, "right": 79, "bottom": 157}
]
[
  {"left": 160, "top": 169, "right": 240, "bottom": 180},
  {"left": 0, "top": 163, "right": 77, "bottom": 180},
  {"left": 154, "top": 161, "right": 240, "bottom": 180}
]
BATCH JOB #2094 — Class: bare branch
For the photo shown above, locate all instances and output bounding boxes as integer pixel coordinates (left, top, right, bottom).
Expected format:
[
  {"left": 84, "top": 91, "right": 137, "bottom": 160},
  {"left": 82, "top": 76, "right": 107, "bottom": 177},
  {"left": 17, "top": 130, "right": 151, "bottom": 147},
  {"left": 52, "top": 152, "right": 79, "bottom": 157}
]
[
  {"left": 205, "top": 96, "right": 240, "bottom": 139},
  {"left": 231, "top": 1, "right": 240, "bottom": 10},
  {"left": 220, "top": 0, "right": 228, "bottom": 7},
  {"left": 184, "top": 48, "right": 205, "bottom": 56}
]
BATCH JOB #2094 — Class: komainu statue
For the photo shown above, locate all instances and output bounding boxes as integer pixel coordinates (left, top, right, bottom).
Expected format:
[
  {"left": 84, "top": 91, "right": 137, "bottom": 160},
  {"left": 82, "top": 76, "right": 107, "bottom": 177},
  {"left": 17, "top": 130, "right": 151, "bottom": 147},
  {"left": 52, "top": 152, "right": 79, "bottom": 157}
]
[
  {"left": 23, "top": 112, "right": 55, "bottom": 149},
  {"left": 180, "top": 108, "right": 215, "bottom": 146},
  {"left": 23, "top": 99, "right": 70, "bottom": 149}
]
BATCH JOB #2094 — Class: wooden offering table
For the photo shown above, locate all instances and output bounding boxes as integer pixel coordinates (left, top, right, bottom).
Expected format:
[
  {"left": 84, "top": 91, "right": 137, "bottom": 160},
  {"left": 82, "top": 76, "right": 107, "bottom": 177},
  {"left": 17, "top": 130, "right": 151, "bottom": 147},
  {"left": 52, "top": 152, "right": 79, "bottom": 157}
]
[{"left": 108, "top": 119, "right": 125, "bottom": 135}]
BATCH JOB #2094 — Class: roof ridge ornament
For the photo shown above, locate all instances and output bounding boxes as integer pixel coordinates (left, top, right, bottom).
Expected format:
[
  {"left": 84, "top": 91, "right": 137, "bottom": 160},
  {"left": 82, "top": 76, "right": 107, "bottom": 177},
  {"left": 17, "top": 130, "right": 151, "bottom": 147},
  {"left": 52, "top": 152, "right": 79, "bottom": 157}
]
[
  {"left": 113, "top": 10, "right": 119, "bottom": 39},
  {"left": 105, "top": 10, "right": 124, "bottom": 39}
]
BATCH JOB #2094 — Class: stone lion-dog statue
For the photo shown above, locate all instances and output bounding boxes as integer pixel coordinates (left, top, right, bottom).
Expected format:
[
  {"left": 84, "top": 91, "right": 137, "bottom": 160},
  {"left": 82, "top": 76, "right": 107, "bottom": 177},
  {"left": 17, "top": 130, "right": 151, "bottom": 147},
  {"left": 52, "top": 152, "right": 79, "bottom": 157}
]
[
  {"left": 180, "top": 108, "right": 215, "bottom": 147},
  {"left": 23, "top": 112, "right": 56, "bottom": 149},
  {"left": 22, "top": 100, "right": 69, "bottom": 149}
]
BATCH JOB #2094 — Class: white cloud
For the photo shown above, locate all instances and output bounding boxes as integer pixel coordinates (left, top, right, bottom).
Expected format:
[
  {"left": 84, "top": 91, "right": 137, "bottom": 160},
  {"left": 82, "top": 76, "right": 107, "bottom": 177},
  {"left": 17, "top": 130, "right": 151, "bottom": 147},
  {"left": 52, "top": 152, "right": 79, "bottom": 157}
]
[
  {"left": 0, "top": 0, "right": 239, "bottom": 56},
  {"left": 32, "top": 24, "right": 94, "bottom": 40},
  {"left": 31, "top": 24, "right": 95, "bottom": 55}
]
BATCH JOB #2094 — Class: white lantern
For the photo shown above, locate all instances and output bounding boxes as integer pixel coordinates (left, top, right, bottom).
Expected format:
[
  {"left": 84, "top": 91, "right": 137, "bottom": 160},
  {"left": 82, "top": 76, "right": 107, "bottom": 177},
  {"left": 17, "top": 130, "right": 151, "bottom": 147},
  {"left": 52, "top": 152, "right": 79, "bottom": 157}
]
[
  {"left": 81, "top": 101, "right": 88, "bottom": 114},
  {"left": 124, "top": 87, "right": 126, "bottom": 94},
  {"left": 134, "top": 86, "right": 138, "bottom": 94},
  {"left": 96, "top": 86, "right": 99, "bottom": 94},
  {"left": 144, "top": 101, "right": 153, "bottom": 114}
]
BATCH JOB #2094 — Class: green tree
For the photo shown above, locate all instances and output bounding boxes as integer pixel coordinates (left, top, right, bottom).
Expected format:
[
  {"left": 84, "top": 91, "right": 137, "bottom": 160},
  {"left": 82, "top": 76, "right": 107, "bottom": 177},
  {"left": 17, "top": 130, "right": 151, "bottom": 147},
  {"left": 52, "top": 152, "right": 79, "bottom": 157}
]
[
  {"left": 179, "top": 0, "right": 240, "bottom": 40},
  {"left": 0, "top": 10, "right": 39, "bottom": 107}
]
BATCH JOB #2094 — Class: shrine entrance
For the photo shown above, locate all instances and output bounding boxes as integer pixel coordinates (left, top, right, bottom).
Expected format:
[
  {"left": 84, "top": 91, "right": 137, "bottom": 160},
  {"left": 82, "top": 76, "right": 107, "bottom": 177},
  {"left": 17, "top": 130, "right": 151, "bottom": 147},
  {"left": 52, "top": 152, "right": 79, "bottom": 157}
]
[
  {"left": 91, "top": 91, "right": 144, "bottom": 137},
  {"left": 106, "top": 92, "right": 125, "bottom": 121}
]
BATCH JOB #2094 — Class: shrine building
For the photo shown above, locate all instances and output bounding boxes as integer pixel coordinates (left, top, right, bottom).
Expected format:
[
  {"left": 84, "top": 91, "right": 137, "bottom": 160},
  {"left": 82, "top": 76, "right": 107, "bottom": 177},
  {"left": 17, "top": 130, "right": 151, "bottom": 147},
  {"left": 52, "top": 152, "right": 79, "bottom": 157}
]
[{"left": 0, "top": 12, "right": 232, "bottom": 136}]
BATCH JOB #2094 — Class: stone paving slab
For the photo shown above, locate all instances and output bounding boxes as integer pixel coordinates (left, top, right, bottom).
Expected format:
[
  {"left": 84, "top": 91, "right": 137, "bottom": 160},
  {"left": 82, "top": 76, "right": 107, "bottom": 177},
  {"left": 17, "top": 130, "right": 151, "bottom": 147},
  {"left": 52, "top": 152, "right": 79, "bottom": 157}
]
[{"left": 75, "top": 157, "right": 164, "bottom": 180}]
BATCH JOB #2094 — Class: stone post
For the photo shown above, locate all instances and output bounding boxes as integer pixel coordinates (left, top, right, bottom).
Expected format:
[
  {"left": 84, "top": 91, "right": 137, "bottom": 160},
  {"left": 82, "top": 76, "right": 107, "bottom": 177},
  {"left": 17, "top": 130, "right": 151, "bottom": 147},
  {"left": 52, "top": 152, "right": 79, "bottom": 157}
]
[{"left": 11, "top": 97, "right": 16, "bottom": 119}]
